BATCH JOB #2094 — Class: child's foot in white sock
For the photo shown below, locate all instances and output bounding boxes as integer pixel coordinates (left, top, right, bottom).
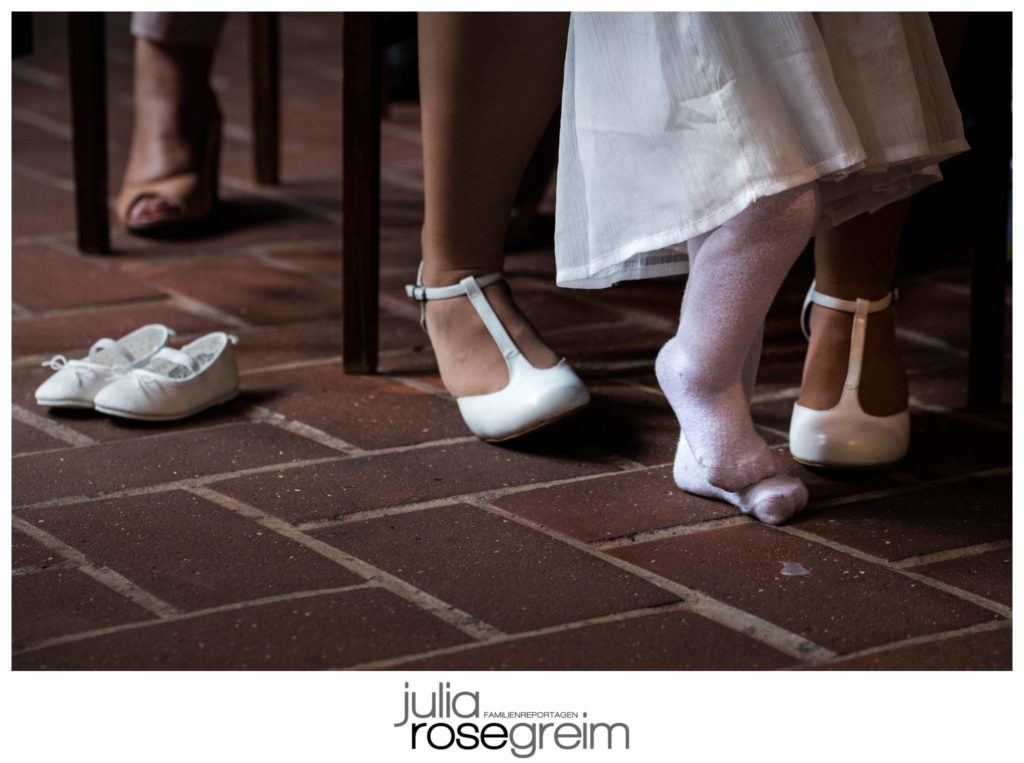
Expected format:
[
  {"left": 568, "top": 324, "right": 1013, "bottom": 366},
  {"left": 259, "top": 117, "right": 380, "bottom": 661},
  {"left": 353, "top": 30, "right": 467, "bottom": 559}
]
[
  {"left": 673, "top": 432, "right": 807, "bottom": 524},
  {"left": 656, "top": 339, "right": 777, "bottom": 491}
]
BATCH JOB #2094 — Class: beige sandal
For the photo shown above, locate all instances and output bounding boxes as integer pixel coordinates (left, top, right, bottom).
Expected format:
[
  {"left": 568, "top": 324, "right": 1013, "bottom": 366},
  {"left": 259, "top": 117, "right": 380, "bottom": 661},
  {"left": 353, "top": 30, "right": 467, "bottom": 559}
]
[{"left": 116, "top": 109, "right": 222, "bottom": 233}]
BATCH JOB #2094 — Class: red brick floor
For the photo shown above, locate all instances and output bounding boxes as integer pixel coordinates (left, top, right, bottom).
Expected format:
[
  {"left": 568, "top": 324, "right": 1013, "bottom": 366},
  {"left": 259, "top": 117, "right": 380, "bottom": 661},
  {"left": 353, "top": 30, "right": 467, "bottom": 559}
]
[{"left": 11, "top": 13, "right": 1011, "bottom": 670}]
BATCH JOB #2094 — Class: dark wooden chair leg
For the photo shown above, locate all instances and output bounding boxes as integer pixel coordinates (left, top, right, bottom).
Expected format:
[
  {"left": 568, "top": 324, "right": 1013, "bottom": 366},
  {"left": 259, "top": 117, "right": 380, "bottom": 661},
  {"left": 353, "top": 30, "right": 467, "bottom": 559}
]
[
  {"left": 67, "top": 12, "right": 110, "bottom": 254},
  {"left": 341, "top": 12, "right": 381, "bottom": 374},
  {"left": 249, "top": 12, "right": 280, "bottom": 186},
  {"left": 967, "top": 13, "right": 1010, "bottom": 410},
  {"left": 13, "top": 12, "right": 32, "bottom": 57}
]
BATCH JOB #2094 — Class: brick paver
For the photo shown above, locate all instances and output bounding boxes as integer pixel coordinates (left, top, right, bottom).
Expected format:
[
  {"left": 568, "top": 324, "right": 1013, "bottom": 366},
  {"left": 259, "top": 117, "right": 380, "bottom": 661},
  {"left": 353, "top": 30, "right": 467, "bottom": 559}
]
[{"left": 10, "top": 12, "right": 1011, "bottom": 670}]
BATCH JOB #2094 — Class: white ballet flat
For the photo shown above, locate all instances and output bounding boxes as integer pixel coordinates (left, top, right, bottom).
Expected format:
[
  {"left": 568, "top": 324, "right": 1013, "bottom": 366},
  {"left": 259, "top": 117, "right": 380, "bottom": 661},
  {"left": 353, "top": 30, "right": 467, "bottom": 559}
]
[
  {"left": 35, "top": 324, "right": 174, "bottom": 409},
  {"left": 406, "top": 264, "right": 590, "bottom": 441},
  {"left": 789, "top": 281, "right": 910, "bottom": 469},
  {"left": 94, "top": 332, "right": 240, "bottom": 421}
]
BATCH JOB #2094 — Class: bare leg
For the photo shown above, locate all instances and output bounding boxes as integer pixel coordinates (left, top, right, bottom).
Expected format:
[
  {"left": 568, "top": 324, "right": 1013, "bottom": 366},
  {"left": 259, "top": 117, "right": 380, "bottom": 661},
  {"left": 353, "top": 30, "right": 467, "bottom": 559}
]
[
  {"left": 799, "top": 199, "right": 910, "bottom": 416},
  {"left": 799, "top": 13, "right": 968, "bottom": 417},
  {"left": 418, "top": 12, "right": 568, "bottom": 397},
  {"left": 120, "top": 14, "right": 223, "bottom": 226}
]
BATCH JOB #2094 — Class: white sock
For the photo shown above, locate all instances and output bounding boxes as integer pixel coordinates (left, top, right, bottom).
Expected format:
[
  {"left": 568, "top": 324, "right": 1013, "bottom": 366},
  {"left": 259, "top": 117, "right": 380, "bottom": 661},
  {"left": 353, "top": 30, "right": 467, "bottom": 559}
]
[{"left": 657, "top": 185, "right": 817, "bottom": 521}]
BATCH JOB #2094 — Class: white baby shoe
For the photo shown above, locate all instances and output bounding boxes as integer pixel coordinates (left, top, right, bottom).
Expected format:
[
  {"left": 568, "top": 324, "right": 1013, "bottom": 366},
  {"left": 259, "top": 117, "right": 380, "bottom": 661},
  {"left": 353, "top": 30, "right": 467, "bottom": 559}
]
[
  {"left": 94, "top": 332, "right": 240, "bottom": 421},
  {"left": 35, "top": 324, "right": 174, "bottom": 409}
]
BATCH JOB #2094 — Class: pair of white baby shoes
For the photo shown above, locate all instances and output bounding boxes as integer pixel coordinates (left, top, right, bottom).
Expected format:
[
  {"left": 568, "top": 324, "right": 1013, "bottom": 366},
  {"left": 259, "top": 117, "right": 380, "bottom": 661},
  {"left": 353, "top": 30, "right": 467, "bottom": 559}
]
[{"left": 35, "top": 324, "right": 240, "bottom": 421}]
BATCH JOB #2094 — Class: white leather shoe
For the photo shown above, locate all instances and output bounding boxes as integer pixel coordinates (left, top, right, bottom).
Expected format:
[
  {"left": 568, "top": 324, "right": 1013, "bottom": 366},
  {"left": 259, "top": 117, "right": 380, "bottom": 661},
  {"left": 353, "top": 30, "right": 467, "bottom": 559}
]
[
  {"left": 94, "top": 332, "right": 240, "bottom": 421},
  {"left": 35, "top": 324, "right": 174, "bottom": 409},
  {"left": 789, "top": 281, "right": 910, "bottom": 469},
  {"left": 406, "top": 264, "right": 590, "bottom": 441}
]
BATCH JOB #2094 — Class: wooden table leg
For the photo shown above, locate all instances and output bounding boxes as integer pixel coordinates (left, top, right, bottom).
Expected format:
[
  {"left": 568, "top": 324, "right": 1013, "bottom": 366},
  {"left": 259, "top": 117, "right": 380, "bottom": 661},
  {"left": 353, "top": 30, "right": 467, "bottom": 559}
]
[
  {"left": 341, "top": 12, "right": 381, "bottom": 374},
  {"left": 67, "top": 12, "right": 110, "bottom": 254},
  {"left": 13, "top": 12, "right": 32, "bottom": 57},
  {"left": 249, "top": 12, "right": 280, "bottom": 186},
  {"left": 967, "top": 13, "right": 1010, "bottom": 410}
]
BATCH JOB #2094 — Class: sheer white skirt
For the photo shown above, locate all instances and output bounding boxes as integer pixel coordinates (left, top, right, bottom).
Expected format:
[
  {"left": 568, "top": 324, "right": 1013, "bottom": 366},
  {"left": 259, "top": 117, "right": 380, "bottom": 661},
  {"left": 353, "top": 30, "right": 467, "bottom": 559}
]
[{"left": 554, "top": 12, "right": 969, "bottom": 288}]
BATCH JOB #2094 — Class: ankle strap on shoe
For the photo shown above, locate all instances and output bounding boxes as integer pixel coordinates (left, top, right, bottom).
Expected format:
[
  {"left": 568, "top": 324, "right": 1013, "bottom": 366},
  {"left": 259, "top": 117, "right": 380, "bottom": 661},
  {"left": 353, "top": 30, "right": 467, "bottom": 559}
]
[
  {"left": 405, "top": 262, "right": 503, "bottom": 330},
  {"left": 800, "top": 280, "right": 895, "bottom": 339},
  {"left": 405, "top": 273, "right": 503, "bottom": 303},
  {"left": 404, "top": 262, "right": 524, "bottom": 369}
]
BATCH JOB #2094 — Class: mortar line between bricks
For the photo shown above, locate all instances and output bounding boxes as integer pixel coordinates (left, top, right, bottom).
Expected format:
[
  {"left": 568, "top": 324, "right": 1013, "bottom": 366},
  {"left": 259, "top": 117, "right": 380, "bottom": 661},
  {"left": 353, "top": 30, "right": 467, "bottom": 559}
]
[
  {"left": 13, "top": 103, "right": 83, "bottom": 138},
  {"left": 112, "top": 249, "right": 254, "bottom": 272},
  {"left": 189, "top": 487, "right": 504, "bottom": 641},
  {"left": 12, "top": 404, "right": 96, "bottom": 447},
  {"left": 801, "top": 619, "right": 1013, "bottom": 670},
  {"left": 250, "top": 250, "right": 342, "bottom": 287},
  {"left": 13, "top": 434, "right": 490, "bottom": 511},
  {"left": 896, "top": 326, "right": 969, "bottom": 359},
  {"left": 591, "top": 459, "right": 983, "bottom": 552},
  {"left": 891, "top": 540, "right": 1013, "bottom": 570},
  {"left": 347, "top": 375, "right": 643, "bottom": 472},
  {"left": 245, "top": 405, "right": 365, "bottom": 454},
  {"left": 11, "top": 517, "right": 181, "bottom": 619},
  {"left": 245, "top": 234, "right": 352, "bottom": 258},
  {"left": 388, "top": 375, "right": 452, "bottom": 399},
  {"left": 293, "top": 462, "right": 667, "bottom": 532},
  {"left": 810, "top": 466, "right": 1012, "bottom": 510},
  {"left": 11, "top": 583, "right": 377, "bottom": 656},
  {"left": 239, "top": 355, "right": 345, "bottom": 377},
  {"left": 13, "top": 414, "right": 260, "bottom": 458},
  {"left": 462, "top": 496, "right": 836, "bottom": 663},
  {"left": 43, "top": 238, "right": 258, "bottom": 332},
  {"left": 771, "top": 525, "right": 1012, "bottom": 619},
  {"left": 344, "top": 601, "right": 700, "bottom": 670},
  {"left": 162, "top": 290, "right": 253, "bottom": 331},
  {"left": 12, "top": 63, "right": 63, "bottom": 89},
  {"left": 11, "top": 296, "right": 173, "bottom": 325},
  {"left": 595, "top": 516, "right": 752, "bottom": 551},
  {"left": 12, "top": 231, "right": 77, "bottom": 248},
  {"left": 13, "top": 161, "right": 74, "bottom": 193},
  {"left": 12, "top": 301, "right": 35, "bottom": 318},
  {"left": 12, "top": 560, "right": 80, "bottom": 577}
]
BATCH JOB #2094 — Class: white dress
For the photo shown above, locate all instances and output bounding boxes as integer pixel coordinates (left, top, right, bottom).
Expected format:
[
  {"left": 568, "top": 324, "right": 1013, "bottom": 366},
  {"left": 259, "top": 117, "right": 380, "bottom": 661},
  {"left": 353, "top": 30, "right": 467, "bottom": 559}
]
[{"left": 554, "top": 12, "right": 969, "bottom": 289}]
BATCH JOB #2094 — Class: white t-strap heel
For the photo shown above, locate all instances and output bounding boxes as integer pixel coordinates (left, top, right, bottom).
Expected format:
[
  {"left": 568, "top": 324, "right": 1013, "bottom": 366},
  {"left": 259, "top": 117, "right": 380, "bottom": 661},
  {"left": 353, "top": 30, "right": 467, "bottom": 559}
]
[
  {"left": 406, "top": 264, "right": 590, "bottom": 441},
  {"left": 789, "top": 280, "right": 910, "bottom": 469}
]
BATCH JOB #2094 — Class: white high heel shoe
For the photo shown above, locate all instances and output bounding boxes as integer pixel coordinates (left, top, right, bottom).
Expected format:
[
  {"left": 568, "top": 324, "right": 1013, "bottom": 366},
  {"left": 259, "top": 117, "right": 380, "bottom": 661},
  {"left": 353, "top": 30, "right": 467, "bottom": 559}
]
[
  {"left": 789, "top": 281, "right": 910, "bottom": 469},
  {"left": 406, "top": 264, "right": 590, "bottom": 441}
]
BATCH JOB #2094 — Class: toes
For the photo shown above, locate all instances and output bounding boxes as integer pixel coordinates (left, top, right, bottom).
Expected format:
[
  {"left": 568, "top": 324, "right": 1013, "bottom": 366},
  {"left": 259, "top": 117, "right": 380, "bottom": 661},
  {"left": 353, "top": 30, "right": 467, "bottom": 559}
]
[
  {"left": 128, "top": 196, "right": 183, "bottom": 226},
  {"left": 742, "top": 477, "right": 808, "bottom": 525}
]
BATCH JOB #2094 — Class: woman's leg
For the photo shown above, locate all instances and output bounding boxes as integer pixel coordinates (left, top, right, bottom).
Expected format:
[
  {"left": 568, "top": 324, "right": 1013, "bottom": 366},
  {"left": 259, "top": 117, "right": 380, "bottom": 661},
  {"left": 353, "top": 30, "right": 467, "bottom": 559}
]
[
  {"left": 798, "top": 199, "right": 910, "bottom": 416},
  {"left": 799, "top": 14, "right": 968, "bottom": 419},
  {"left": 657, "top": 185, "right": 818, "bottom": 522},
  {"left": 120, "top": 13, "right": 225, "bottom": 226},
  {"left": 418, "top": 12, "right": 568, "bottom": 397}
]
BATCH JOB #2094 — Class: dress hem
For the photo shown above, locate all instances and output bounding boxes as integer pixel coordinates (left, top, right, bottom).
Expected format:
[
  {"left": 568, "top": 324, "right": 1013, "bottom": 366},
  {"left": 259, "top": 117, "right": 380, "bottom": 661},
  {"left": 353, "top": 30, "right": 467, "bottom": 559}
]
[{"left": 555, "top": 136, "right": 969, "bottom": 290}]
